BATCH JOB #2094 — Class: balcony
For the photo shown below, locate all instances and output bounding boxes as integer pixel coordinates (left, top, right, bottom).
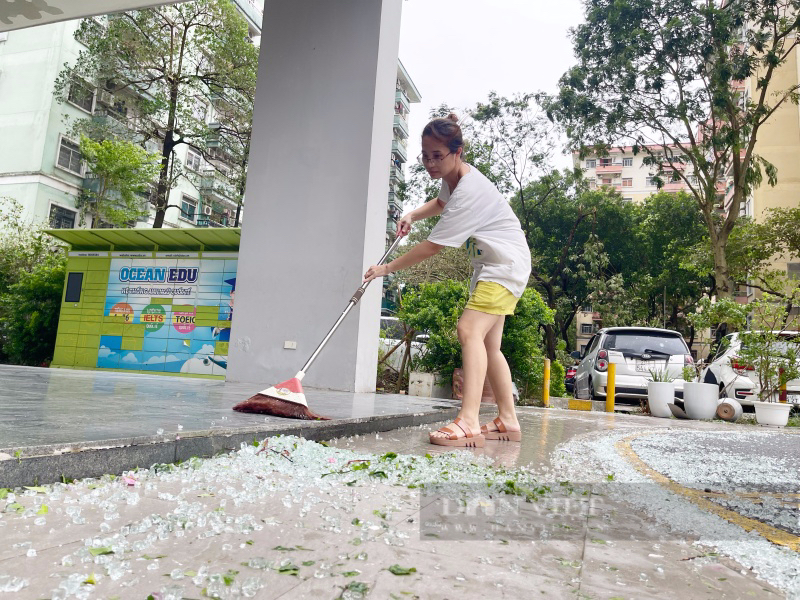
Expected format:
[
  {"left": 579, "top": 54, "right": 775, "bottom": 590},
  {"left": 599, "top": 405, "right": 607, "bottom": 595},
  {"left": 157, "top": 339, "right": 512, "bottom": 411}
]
[
  {"left": 389, "top": 165, "right": 404, "bottom": 184},
  {"left": 395, "top": 90, "right": 410, "bottom": 113},
  {"left": 92, "top": 108, "right": 129, "bottom": 135},
  {"left": 391, "top": 139, "right": 407, "bottom": 163},
  {"left": 386, "top": 219, "right": 397, "bottom": 235},
  {"left": 393, "top": 114, "right": 409, "bottom": 139},
  {"left": 388, "top": 190, "right": 402, "bottom": 213},
  {"left": 233, "top": 0, "right": 263, "bottom": 36},
  {"left": 595, "top": 163, "right": 623, "bottom": 174},
  {"left": 196, "top": 215, "right": 227, "bottom": 228},
  {"left": 199, "top": 169, "right": 236, "bottom": 201}
]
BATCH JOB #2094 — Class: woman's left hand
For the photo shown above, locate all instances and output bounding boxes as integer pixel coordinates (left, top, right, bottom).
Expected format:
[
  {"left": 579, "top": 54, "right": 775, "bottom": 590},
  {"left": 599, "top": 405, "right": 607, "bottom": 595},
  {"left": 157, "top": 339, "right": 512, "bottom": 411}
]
[{"left": 363, "top": 264, "right": 390, "bottom": 283}]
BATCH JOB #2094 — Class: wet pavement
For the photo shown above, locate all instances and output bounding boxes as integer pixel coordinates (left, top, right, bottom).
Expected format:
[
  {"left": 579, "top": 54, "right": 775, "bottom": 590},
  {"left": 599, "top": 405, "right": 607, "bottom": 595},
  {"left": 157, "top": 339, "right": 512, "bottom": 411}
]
[
  {"left": 0, "top": 365, "right": 798, "bottom": 597},
  {"left": 0, "top": 366, "right": 455, "bottom": 448}
]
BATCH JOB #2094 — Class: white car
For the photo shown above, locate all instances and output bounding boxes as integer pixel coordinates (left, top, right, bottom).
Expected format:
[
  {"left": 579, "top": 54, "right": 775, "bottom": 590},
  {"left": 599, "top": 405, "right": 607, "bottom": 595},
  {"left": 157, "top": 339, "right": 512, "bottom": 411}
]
[
  {"left": 572, "top": 327, "right": 693, "bottom": 402},
  {"left": 378, "top": 316, "right": 428, "bottom": 371},
  {"left": 699, "top": 331, "right": 800, "bottom": 406}
]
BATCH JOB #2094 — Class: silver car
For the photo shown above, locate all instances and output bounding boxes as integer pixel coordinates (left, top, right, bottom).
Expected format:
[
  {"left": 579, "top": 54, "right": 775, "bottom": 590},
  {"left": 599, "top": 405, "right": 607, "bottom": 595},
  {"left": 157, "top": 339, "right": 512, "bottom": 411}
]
[{"left": 572, "top": 327, "right": 693, "bottom": 402}]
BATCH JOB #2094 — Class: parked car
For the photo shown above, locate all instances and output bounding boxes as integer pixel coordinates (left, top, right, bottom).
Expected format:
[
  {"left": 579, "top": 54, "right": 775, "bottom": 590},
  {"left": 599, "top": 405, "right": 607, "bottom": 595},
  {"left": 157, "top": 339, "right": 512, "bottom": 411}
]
[
  {"left": 571, "top": 327, "right": 693, "bottom": 403},
  {"left": 565, "top": 365, "right": 577, "bottom": 394},
  {"left": 699, "top": 331, "right": 800, "bottom": 406},
  {"left": 378, "top": 316, "right": 428, "bottom": 370}
]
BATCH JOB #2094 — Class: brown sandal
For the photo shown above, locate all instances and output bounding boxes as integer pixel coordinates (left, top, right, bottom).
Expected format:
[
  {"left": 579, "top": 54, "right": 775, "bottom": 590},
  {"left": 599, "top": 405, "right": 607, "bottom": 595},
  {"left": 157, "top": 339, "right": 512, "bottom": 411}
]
[
  {"left": 429, "top": 417, "right": 485, "bottom": 447},
  {"left": 480, "top": 417, "right": 522, "bottom": 442}
]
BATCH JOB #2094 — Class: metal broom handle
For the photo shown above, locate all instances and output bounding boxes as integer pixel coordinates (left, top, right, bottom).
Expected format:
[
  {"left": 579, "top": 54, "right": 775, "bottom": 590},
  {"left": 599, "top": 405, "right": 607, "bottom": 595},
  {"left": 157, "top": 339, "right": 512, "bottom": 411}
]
[{"left": 300, "top": 235, "right": 405, "bottom": 374}]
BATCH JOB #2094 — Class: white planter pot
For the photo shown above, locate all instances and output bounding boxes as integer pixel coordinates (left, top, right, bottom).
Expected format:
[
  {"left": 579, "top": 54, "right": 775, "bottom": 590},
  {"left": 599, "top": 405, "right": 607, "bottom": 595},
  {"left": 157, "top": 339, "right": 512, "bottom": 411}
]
[
  {"left": 752, "top": 400, "right": 792, "bottom": 427},
  {"left": 408, "top": 372, "right": 452, "bottom": 399},
  {"left": 716, "top": 399, "right": 743, "bottom": 422},
  {"left": 647, "top": 381, "right": 674, "bottom": 418},
  {"left": 683, "top": 382, "right": 719, "bottom": 419}
]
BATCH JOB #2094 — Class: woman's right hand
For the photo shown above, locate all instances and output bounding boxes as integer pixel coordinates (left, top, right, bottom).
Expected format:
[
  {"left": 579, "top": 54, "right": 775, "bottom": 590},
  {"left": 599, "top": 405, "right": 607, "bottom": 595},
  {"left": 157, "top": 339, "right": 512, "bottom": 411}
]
[{"left": 396, "top": 213, "right": 413, "bottom": 237}]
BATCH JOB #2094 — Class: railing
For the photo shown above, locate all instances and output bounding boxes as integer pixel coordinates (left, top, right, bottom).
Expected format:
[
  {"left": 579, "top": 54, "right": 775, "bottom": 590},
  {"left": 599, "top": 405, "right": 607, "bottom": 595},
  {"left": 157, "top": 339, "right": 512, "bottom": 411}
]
[
  {"left": 393, "top": 114, "right": 409, "bottom": 138},
  {"left": 391, "top": 139, "right": 407, "bottom": 163}
]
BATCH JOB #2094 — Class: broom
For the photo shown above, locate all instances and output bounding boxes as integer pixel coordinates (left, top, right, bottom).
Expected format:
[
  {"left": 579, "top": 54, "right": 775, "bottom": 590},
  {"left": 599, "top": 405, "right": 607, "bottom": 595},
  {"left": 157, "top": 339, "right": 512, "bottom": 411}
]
[{"left": 232, "top": 235, "right": 404, "bottom": 420}]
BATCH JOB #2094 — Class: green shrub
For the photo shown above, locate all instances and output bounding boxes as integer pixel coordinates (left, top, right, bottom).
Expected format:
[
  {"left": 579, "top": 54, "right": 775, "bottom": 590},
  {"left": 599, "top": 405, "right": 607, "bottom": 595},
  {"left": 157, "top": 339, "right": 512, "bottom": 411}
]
[
  {"left": 397, "top": 280, "right": 555, "bottom": 398},
  {"left": 0, "top": 257, "right": 66, "bottom": 365}
]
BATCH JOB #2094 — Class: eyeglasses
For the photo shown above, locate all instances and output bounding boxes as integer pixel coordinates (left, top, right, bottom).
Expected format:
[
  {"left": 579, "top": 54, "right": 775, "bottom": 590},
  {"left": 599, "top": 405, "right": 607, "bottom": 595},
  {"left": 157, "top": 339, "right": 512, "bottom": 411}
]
[{"left": 417, "top": 152, "right": 452, "bottom": 166}]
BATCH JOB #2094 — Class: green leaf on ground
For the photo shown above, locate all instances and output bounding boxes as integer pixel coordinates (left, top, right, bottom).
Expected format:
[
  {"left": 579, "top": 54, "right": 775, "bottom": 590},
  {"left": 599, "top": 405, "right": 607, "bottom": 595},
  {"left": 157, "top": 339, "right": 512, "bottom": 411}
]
[
  {"left": 556, "top": 558, "right": 581, "bottom": 568},
  {"left": 223, "top": 569, "right": 239, "bottom": 585},
  {"left": 381, "top": 452, "right": 397, "bottom": 461},
  {"left": 590, "top": 538, "right": 607, "bottom": 545},
  {"left": 373, "top": 510, "right": 387, "bottom": 519},
  {"left": 8, "top": 503, "right": 24, "bottom": 513},
  {"left": 0, "top": 489, "right": 9, "bottom": 499},
  {"left": 302, "top": 561, "right": 315, "bottom": 566},
  {"left": 369, "top": 470, "right": 388, "bottom": 479},
  {"left": 83, "top": 574, "right": 96, "bottom": 585},
  {"left": 245, "top": 539, "right": 254, "bottom": 545},
  {"left": 273, "top": 545, "right": 296, "bottom": 551},
  {"left": 36, "top": 504, "right": 48, "bottom": 515},
  {"left": 340, "top": 582, "right": 369, "bottom": 597},
  {"left": 352, "top": 462, "right": 370, "bottom": 471},
  {"left": 277, "top": 563, "right": 299, "bottom": 576},
  {"left": 184, "top": 570, "right": 197, "bottom": 577},
  {"left": 606, "top": 474, "right": 615, "bottom": 481},
  {"left": 24, "top": 486, "right": 47, "bottom": 493},
  {"left": 141, "top": 554, "right": 167, "bottom": 560},
  {"left": 388, "top": 565, "right": 417, "bottom": 576},
  {"left": 342, "top": 570, "right": 360, "bottom": 577},
  {"left": 89, "top": 547, "right": 114, "bottom": 556},
  {"left": 318, "top": 441, "right": 329, "bottom": 447},
  {"left": 351, "top": 518, "right": 362, "bottom": 526}
]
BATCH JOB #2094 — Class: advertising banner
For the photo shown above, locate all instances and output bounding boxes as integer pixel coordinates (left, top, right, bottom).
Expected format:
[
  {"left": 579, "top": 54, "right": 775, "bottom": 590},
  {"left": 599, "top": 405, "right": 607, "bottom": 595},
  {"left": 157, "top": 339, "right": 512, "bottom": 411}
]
[{"left": 97, "top": 252, "right": 237, "bottom": 376}]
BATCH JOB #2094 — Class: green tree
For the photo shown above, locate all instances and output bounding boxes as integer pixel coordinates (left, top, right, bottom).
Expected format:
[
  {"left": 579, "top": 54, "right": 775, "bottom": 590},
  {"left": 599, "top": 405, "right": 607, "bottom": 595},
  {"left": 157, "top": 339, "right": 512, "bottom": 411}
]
[
  {"left": 54, "top": 0, "right": 259, "bottom": 227},
  {"left": 0, "top": 198, "right": 66, "bottom": 364},
  {"left": 78, "top": 136, "right": 162, "bottom": 227},
  {"left": 546, "top": 0, "right": 800, "bottom": 299}
]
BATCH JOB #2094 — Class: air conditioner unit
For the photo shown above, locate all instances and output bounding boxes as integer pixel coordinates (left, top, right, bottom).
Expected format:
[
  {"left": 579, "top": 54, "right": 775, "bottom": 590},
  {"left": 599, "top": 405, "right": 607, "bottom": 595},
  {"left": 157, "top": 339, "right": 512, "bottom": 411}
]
[
  {"left": 98, "top": 90, "right": 115, "bottom": 106},
  {"left": 203, "top": 206, "right": 212, "bottom": 216}
]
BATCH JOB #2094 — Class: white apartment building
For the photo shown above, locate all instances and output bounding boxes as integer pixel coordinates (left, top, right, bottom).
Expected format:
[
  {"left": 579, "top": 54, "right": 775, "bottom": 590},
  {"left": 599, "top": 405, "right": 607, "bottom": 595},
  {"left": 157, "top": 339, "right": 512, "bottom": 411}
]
[
  {"left": 382, "top": 60, "right": 420, "bottom": 314},
  {"left": 0, "top": 0, "right": 263, "bottom": 231},
  {"left": 573, "top": 146, "right": 697, "bottom": 204}
]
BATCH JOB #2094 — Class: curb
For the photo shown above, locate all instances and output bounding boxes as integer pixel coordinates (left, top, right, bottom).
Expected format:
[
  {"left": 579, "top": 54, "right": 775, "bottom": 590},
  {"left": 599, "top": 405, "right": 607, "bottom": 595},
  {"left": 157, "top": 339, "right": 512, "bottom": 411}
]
[{"left": 0, "top": 406, "right": 458, "bottom": 488}]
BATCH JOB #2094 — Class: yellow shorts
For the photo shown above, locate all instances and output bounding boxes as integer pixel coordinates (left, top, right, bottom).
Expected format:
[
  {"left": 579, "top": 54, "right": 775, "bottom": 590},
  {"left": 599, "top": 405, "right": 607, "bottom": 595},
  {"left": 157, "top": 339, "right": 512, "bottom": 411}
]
[{"left": 464, "top": 281, "right": 519, "bottom": 315}]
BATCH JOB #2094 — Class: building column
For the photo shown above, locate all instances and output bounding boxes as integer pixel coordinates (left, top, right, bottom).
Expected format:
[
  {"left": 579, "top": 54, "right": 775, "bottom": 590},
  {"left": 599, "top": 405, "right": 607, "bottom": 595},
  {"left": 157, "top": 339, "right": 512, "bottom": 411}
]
[{"left": 227, "top": 0, "right": 402, "bottom": 392}]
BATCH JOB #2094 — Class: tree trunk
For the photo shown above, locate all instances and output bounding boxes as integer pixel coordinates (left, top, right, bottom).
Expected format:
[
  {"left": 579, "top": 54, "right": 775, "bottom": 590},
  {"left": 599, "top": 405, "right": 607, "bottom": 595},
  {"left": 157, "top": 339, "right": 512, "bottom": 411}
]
[
  {"left": 543, "top": 324, "right": 557, "bottom": 361},
  {"left": 152, "top": 83, "right": 180, "bottom": 229}
]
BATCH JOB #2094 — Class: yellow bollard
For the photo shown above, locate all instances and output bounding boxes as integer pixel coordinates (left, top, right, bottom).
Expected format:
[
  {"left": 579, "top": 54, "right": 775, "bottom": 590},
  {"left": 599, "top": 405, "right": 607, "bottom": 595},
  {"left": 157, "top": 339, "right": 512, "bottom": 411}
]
[
  {"left": 543, "top": 358, "right": 551, "bottom": 408},
  {"left": 606, "top": 362, "right": 616, "bottom": 413}
]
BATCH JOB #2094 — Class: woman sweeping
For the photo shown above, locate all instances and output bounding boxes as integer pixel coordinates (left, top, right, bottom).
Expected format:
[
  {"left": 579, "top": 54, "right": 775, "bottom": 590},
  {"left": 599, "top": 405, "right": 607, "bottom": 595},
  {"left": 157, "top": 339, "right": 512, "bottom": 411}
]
[{"left": 364, "top": 114, "right": 531, "bottom": 447}]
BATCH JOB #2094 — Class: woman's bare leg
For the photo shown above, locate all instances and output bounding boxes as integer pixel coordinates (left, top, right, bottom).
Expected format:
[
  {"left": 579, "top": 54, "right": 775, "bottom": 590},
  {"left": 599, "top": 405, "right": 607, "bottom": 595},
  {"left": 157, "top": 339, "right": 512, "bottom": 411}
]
[
  {"left": 483, "top": 315, "right": 520, "bottom": 432},
  {"left": 430, "top": 309, "right": 502, "bottom": 439}
]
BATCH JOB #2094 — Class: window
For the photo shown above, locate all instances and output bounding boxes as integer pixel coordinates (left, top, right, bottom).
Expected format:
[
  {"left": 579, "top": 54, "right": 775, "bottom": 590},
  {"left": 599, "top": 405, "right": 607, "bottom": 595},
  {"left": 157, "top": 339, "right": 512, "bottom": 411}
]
[
  {"left": 64, "top": 273, "right": 84, "bottom": 303},
  {"left": 57, "top": 137, "right": 83, "bottom": 174},
  {"left": 622, "top": 178, "right": 632, "bottom": 187},
  {"left": 180, "top": 195, "right": 197, "bottom": 222},
  {"left": 582, "top": 305, "right": 592, "bottom": 313},
  {"left": 67, "top": 78, "right": 94, "bottom": 113},
  {"left": 49, "top": 205, "right": 76, "bottom": 229},
  {"left": 788, "top": 263, "right": 800, "bottom": 280},
  {"left": 601, "top": 178, "right": 612, "bottom": 185},
  {"left": 186, "top": 149, "right": 202, "bottom": 172},
  {"left": 623, "top": 157, "right": 633, "bottom": 167},
  {"left": 599, "top": 158, "right": 612, "bottom": 167},
  {"left": 580, "top": 344, "right": 587, "bottom": 355},
  {"left": 585, "top": 159, "right": 596, "bottom": 168},
  {"left": 646, "top": 177, "right": 657, "bottom": 186},
  {"left": 588, "top": 178, "right": 596, "bottom": 188},
  {"left": 581, "top": 324, "right": 594, "bottom": 335}
]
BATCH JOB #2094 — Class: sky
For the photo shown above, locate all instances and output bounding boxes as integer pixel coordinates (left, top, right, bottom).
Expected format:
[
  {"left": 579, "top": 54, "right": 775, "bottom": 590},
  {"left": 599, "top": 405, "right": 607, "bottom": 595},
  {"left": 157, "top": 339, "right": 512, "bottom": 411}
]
[{"left": 397, "top": 0, "right": 586, "bottom": 171}]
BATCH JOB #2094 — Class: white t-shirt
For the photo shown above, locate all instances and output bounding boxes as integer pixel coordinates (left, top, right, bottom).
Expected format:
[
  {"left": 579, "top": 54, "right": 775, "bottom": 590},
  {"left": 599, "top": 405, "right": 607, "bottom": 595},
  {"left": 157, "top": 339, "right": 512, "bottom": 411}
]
[{"left": 427, "top": 165, "right": 531, "bottom": 298}]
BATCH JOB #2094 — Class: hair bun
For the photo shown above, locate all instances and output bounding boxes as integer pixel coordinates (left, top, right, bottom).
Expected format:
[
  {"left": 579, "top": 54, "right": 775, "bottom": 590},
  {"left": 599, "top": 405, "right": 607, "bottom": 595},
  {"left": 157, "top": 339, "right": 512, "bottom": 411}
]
[{"left": 446, "top": 113, "right": 459, "bottom": 123}]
